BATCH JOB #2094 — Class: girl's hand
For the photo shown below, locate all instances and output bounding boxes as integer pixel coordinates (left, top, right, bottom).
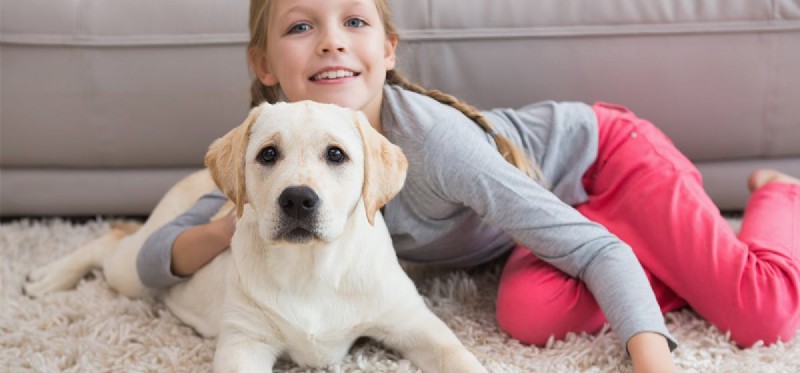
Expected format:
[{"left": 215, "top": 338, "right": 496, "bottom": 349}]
[
  {"left": 210, "top": 208, "right": 236, "bottom": 248},
  {"left": 628, "top": 332, "right": 677, "bottom": 373}
]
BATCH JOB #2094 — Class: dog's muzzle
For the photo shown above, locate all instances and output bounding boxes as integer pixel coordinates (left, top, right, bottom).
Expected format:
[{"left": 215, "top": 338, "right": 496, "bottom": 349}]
[{"left": 275, "top": 186, "right": 321, "bottom": 242}]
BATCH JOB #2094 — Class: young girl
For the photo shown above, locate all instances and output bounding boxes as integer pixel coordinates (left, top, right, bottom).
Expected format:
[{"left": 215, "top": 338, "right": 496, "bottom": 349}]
[{"left": 136, "top": 0, "right": 800, "bottom": 370}]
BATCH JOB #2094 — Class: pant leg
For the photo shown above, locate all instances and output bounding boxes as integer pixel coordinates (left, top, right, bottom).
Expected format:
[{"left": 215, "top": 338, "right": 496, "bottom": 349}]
[
  {"left": 496, "top": 243, "right": 685, "bottom": 345},
  {"left": 589, "top": 103, "right": 800, "bottom": 347},
  {"left": 496, "top": 103, "right": 800, "bottom": 347},
  {"left": 496, "top": 103, "right": 687, "bottom": 345}
]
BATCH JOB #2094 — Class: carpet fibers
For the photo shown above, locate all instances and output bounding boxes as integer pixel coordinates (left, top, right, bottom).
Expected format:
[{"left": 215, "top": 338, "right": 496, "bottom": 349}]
[{"left": 1, "top": 218, "right": 798, "bottom": 372}]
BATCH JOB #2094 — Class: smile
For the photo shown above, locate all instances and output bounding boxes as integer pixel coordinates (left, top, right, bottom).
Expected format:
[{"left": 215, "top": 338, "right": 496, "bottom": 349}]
[{"left": 310, "top": 69, "right": 360, "bottom": 81}]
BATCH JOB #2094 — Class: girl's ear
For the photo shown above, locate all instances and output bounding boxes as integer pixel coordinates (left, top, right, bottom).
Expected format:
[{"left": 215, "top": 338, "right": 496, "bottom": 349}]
[
  {"left": 249, "top": 48, "right": 279, "bottom": 86},
  {"left": 384, "top": 34, "right": 398, "bottom": 70}
]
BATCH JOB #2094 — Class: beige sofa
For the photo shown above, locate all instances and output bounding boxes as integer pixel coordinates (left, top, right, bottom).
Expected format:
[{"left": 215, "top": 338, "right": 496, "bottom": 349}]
[{"left": 2, "top": 0, "right": 800, "bottom": 216}]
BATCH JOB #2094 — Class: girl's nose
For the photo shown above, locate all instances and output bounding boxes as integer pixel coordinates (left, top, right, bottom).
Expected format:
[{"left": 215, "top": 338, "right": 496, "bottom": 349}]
[{"left": 316, "top": 27, "right": 347, "bottom": 55}]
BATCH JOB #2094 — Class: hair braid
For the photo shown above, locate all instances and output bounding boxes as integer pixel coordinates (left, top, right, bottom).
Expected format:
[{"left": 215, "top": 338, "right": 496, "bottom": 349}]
[
  {"left": 249, "top": 78, "right": 281, "bottom": 108},
  {"left": 385, "top": 70, "right": 546, "bottom": 184}
]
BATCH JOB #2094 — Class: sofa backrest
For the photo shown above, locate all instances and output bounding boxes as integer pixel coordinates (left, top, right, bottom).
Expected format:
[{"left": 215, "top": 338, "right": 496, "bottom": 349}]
[{"left": 2, "top": 0, "right": 799, "bottom": 168}]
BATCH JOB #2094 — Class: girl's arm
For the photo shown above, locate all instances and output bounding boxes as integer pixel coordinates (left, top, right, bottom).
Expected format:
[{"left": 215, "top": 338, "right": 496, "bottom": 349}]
[
  {"left": 170, "top": 208, "right": 235, "bottom": 276},
  {"left": 419, "top": 119, "right": 678, "bottom": 355},
  {"left": 136, "top": 190, "right": 230, "bottom": 288}
]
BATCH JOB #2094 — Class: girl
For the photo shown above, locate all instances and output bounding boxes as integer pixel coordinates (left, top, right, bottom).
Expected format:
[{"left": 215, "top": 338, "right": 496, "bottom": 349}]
[{"left": 137, "top": 0, "right": 800, "bottom": 371}]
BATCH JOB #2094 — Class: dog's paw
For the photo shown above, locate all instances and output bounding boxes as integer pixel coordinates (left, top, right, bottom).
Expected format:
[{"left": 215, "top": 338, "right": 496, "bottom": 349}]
[{"left": 22, "top": 259, "right": 86, "bottom": 297}]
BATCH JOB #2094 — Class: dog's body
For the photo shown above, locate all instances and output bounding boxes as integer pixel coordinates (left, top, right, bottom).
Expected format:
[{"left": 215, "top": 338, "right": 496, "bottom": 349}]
[{"left": 24, "top": 101, "right": 486, "bottom": 372}]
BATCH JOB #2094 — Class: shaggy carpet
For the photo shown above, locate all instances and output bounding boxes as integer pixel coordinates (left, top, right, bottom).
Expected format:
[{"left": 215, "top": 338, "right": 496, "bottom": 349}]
[{"left": 1, "top": 218, "right": 798, "bottom": 373}]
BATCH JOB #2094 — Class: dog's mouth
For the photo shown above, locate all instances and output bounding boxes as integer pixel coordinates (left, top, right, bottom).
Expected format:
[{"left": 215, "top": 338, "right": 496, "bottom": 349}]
[
  {"left": 274, "top": 222, "right": 321, "bottom": 243},
  {"left": 285, "top": 227, "right": 315, "bottom": 242}
]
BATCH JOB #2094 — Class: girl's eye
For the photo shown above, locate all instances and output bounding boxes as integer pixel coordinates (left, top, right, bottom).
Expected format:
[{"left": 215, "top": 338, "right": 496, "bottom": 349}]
[
  {"left": 287, "top": 23, "right": 311, "bottom": 34},
  {"left": 344, "top": 18, "right": 367, "bottom": 28},
  {"left": 326, "top": 146, "right": 347, "bottom": 163},
  {"left": 258, "top": 146, "right": 279, "bottom": 164}
]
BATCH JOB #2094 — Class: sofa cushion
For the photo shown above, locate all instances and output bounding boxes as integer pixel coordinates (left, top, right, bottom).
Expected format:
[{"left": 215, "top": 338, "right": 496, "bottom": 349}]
[
  {"left": 0, "top": 0, "right": 248, "bottom": 46},
  {"left": 394, "top": 0, "right": 800, "bottom": 31},
  {"left": 1, "top": 1, "right": 252, "bottom": 168},
  {"left": 392, "top": 0, "right": 800, "bottom": 162}
]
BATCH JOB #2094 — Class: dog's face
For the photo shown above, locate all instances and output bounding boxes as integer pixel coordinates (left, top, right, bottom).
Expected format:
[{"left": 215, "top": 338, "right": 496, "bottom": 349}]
[
  {"left": 205, "top": 101, "right": 407, "bottom": 244},
  {"left": 243, "top": 102, "right": 366, "bottom": 243}
]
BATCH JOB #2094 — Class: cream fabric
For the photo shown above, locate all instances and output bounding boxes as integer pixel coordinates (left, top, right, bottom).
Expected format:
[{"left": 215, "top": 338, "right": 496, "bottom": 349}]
[{"left": 1, "top": 0, "right": 799, "bottom": 214}]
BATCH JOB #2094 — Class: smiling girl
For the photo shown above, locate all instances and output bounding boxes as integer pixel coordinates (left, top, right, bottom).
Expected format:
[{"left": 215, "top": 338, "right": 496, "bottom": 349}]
[{"left": 136, "top": 1, "right": 800, "bottom": 371}]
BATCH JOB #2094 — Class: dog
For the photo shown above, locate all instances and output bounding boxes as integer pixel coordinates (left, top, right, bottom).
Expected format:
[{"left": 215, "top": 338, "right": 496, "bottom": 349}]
[{"left": 24, "top": 101, "right": 487, "bottom": 373}]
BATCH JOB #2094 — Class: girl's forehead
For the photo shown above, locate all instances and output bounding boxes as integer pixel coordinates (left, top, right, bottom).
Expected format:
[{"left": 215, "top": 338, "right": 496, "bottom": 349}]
[{"left": 271, "top": 0, "right": 378, "bottom": 14}]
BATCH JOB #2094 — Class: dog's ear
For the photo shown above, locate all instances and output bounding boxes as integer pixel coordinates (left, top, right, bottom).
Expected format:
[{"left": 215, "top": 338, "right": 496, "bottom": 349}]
[
  {"left": 354, "top": 111, "right": 408, "bottom": 225},
  {"left": 205, "top": 106, "right": 263, "bottom": 218}
]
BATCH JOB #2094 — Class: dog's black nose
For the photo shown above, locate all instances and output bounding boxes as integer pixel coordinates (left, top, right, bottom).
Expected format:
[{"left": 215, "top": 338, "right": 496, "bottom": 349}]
[{"left": 278, "top": 186, "right": 320, "bottom": 219}]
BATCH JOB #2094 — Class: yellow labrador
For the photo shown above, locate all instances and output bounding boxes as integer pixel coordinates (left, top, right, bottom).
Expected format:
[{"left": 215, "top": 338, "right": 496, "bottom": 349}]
[{"left": 24, "top": 101, "right": 487, "bottom": 373}]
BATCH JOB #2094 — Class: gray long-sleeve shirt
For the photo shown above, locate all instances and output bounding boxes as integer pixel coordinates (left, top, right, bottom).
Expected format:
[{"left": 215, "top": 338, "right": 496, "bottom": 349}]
[{"left": 137, "top": 84, "right": 676, "bottom": 350}]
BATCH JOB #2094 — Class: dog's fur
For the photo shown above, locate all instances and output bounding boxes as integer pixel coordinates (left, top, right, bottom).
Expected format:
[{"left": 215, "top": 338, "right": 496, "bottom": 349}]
[{"left": 24, "top": 101, "right": 486, "bottom": 372}]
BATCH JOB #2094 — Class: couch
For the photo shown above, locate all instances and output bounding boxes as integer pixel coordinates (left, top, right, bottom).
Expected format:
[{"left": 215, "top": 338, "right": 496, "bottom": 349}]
[{"left": 2, "top": 0, "right": 799, "bottom": 216}]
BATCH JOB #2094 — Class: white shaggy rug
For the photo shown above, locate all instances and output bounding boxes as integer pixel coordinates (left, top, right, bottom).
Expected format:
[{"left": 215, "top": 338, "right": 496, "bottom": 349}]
[{"left": 2, "top": 218, "right": 799, "bottom": 373}]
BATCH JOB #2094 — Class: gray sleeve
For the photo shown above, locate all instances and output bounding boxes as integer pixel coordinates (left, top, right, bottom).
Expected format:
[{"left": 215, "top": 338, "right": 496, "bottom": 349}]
[
  {"left": 423, "top": 122, "right": 677, "bottom": 351},
  {"left": 136, "top": 190, "right": 228, "bottom": 289}
]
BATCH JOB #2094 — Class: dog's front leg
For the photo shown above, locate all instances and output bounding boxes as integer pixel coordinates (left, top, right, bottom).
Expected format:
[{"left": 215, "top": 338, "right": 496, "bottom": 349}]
[
  {"left": 214, "top": 277, "right": 284, "bottom": 373},
  {"left": 214, "top": 330, "right": 281, "bottom": 373},
  {"left": 373, "top": 306, "right": 488, "bottom": 373}
]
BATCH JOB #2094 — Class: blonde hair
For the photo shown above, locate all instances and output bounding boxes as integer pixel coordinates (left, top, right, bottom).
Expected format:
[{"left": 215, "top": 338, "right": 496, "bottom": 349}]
[{"left": 246, "top": 0, "right": 545, "bottom": 183}]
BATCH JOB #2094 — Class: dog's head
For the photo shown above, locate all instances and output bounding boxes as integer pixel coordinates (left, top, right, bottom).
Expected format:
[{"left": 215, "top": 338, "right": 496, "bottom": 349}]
[{"left": 205, "top": 101, "right": 407, "bottom": 244}]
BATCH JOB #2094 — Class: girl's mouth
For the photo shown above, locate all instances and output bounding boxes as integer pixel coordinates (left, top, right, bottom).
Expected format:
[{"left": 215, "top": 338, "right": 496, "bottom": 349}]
[{"left": 310, "top": 69, "right": 360, "bottom": 82}]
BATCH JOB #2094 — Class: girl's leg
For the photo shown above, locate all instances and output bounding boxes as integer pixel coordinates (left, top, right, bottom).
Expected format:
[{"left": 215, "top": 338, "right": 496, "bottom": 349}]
[
  {"left": 496, "top": 244, "right": 686, "bottom": 345},
  {"left": 496, "top": 103, "right": 692, "bottom": 345},
  {"left": 498, "top": 103, "right": 800, "bottom": 347}
]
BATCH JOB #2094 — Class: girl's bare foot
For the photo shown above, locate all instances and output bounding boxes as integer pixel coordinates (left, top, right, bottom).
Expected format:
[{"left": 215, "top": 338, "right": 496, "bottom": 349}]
[{"left": 748, "top": 169, "right": 800, "bottom": 191}]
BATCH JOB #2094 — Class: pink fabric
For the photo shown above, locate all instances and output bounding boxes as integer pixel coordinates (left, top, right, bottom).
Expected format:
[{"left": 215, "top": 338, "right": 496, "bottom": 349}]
[{"left": 496, "top": 102, "right": 800, "bottom": 347}]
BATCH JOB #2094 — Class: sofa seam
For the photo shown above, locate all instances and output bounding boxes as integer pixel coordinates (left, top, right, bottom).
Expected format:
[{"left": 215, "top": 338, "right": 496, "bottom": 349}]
[
  {"left": 398, "top": 21, "right": 800, "bottom": 41},
  {"left": 3, "top": 20, "right": 800, "bottom": 46}
]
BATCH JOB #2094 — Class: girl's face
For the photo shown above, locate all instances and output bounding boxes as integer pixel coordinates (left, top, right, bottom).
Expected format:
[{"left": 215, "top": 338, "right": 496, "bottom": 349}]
[{"left": 256, "top": 0, "right": 397, "bottom": 117}]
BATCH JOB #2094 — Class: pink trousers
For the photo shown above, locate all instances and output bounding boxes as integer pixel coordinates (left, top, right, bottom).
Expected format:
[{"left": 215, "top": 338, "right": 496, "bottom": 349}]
[{"left": 496, "top": 102, "right": 800, "bottom": 347}]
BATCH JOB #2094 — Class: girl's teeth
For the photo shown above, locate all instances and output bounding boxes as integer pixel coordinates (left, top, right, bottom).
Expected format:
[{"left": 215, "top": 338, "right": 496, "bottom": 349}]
[{"left": 314, "top": 70, "right": 355, "bottom": 80}]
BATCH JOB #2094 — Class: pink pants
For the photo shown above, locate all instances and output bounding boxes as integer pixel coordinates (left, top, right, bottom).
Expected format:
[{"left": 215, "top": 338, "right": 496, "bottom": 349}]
[{"left": 496, "top": 102, "right": 800, "bottom": 347}]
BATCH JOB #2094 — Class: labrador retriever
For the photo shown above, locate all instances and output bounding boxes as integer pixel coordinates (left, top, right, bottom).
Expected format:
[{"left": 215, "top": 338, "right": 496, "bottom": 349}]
[{"left": 24, "top": 101, "right": 487, "bottom": 373}]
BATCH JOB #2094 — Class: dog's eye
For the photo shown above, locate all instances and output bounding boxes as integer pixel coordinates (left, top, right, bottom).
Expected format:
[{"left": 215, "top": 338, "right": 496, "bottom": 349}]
[
  {"left": 326, "top": 146, "right": 347, "bottom": 163},
  {"left": 258, "top": 146, "right": 278, "bottom": 164}
]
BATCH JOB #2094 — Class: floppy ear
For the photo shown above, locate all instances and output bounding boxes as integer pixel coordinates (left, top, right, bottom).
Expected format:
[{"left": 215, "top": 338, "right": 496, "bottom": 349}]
[
  {"left": 353, "top": 111, "right": 408, "bottom": 225},
  {"left": 205, "top": 106, "right": 263, "bottom": 217}
]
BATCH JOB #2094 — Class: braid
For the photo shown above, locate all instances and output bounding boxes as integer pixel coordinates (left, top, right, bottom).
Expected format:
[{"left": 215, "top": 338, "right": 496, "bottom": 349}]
[
  {"left": 385, "top": 70, "right": 546, "bottom": 184},
  {"left": 250, "top": 78, "right": 282, "bottom": 108}
]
